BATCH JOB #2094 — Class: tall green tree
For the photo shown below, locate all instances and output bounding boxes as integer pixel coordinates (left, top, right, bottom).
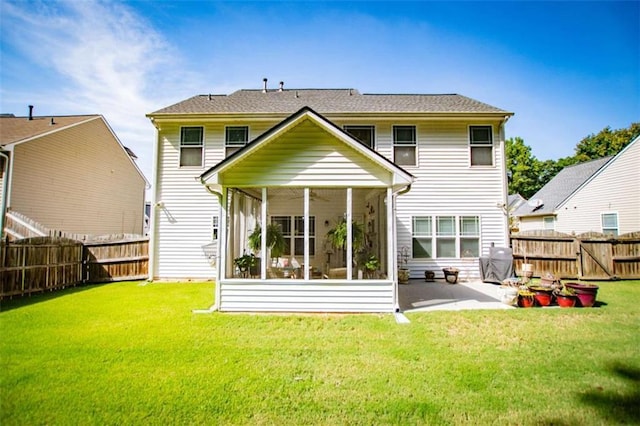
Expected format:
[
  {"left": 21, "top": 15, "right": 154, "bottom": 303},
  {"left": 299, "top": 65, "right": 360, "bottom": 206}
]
[
  {"left": 505, "top": 137, "right": 540, "bottom": 199},
  {"left": 573, "top": 122, "right": 639, "bottom": 161}
]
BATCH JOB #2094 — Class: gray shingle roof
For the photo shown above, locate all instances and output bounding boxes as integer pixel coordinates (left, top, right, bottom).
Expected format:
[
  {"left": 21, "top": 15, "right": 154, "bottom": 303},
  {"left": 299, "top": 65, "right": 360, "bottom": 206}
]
[
  {"left": 149, "top": 89, "right": 512, "bottom": 115},
  {"left": 513, "top": 157, "right": 613, "bottom": 217}
]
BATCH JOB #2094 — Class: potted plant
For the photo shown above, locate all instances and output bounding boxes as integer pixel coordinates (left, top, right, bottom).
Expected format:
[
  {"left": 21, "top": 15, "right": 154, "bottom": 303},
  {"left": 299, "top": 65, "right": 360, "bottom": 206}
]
[
  {"left": 564, "top": 282, "right": 599, "bottom": 307},
  {"left": 248, "top": 223, "right": 286, "bottom": 268},
  {"left": 234, "top": 252, "right": 257, "bottom": 278},
  {"left": 326, "top": 219, "right": 365, "bottom": 271},
  {"left": 363, "top": 254, "right": 380, "bottom": 279},
  {"left": 529, "top": 285, "right": 554, "bottom": 307},
  {"left": 397, "top": 246, "right": 410, "bottom": 284},
  {"left": 554, "top": 285, "right": 577, "bottom": 308},
  {"left": 443, "top": 267, "right": 459, "bottom": 284},
  {"left": 517, "top": 289, "right": 536, "bottom": 308}
]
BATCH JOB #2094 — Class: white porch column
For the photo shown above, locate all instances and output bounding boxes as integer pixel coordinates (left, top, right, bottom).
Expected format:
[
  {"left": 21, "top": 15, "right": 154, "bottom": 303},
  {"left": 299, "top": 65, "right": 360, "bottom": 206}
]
[
  {"left": 216, "top": 187, "right": 229, "bottom": 310},
  {"left": 261, "top": 188, "right": 268, "bottom": 279},
  {"left": 304, "top": 188, "right": 310, "bottom": 280},
  {"left": 387, "top": 187, "right": 395, "bottom": 282},
  {"left": 346, "top": 187, "right": 353, "bottom": 280}
]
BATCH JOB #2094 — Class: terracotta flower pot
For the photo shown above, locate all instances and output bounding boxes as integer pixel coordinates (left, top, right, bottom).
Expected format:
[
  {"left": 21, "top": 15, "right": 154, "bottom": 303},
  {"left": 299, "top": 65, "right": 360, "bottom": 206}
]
[
  {"left": 517, "top": 294, "right": 535, "bottom": 308},
  {"left": 556, "top": 293, "right": 576, "bottom": 308},
  {"left": 530, "top": 286, "right": 554, "bottom": 307}
]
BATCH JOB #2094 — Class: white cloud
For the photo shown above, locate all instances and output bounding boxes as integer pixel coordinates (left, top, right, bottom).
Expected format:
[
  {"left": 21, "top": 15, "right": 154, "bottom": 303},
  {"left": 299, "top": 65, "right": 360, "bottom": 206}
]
[{"left": 1, "top": 0, "right": 204, "bottom": 189}]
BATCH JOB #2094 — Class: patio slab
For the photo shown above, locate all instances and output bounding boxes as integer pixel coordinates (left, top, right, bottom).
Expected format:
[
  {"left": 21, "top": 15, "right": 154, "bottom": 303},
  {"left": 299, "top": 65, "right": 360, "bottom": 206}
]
[{"left": 398, "top": 279, "right": 514, "bottom": 312}]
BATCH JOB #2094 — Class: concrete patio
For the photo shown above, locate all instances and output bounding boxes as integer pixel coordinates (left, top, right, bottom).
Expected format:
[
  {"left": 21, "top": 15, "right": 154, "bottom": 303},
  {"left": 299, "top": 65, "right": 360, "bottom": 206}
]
[{"left": 398, "top": 278, "right": 513, "bottom": 312}]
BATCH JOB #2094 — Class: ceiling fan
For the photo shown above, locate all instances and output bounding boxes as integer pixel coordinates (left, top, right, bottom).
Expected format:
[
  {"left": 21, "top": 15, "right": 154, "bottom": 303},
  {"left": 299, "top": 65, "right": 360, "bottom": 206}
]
[{"left": 292, "top": 190, "right": 330, "bottom": 202}]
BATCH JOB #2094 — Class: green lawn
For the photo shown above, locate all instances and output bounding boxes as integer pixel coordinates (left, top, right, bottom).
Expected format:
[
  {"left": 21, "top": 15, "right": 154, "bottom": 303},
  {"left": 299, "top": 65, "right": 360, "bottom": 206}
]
[{"left": 1, "top": 281, "right": 639, "bottom": 425}]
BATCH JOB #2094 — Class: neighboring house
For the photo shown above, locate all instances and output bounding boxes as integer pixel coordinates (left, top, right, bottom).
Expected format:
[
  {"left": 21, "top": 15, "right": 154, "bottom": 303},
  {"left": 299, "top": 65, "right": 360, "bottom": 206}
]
[
  {"left": 514, "top": 136, "right": 639, "bottom": 235},
  {"left": 507, "top": 193, "right": 527, "bottom": 232},
  {"left": 147, "top": 83, "right": 513, "bottom": 312},
  {"left": 0, "top": 109, "right": 148, "bottom": 238}
]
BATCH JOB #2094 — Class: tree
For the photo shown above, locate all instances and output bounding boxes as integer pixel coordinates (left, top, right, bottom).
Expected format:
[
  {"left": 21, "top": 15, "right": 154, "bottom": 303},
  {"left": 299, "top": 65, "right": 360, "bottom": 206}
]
[
  {"left": 505, "top": 137, "right": 540, "bottom": 199},
  {"left": 573, "top": 122, "right": 639, "bottom": 162}
]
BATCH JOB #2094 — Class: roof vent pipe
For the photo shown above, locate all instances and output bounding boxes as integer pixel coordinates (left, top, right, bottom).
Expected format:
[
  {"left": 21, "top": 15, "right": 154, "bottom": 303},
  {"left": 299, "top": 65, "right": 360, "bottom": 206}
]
[
  {"left": 262, "top": 78, "right": 268, "bottom": 93},
  {"left": 50, "top": 117, "right": 55, "bottom": 126},
  {"left": 28, "top": 105, "right": 33, "bottom": 120},
  {"left": 279, "top": 81, "right": 284, "bottom": 92}
]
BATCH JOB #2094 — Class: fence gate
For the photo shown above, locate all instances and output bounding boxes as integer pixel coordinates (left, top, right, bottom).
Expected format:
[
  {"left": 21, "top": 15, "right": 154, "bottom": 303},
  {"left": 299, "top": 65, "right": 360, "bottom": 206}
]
[{"left": 511, "top": 230, "right": 640, "bottom": 280}]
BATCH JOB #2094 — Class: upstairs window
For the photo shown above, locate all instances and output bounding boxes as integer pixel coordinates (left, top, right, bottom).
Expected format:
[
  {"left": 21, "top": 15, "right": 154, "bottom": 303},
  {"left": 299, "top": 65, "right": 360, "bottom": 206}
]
[
  {"left": 180, "top": 127, "right": 203, "bottom": 167},
  {"left": 601, "top": 213, "right": 618, "bottom": 236},
  {"left": 469, "top": 126, "right": 493, "bottom": 166},
  {"left": 344, "top": 125, "right": 375, "bottom": 149},
  {"left": 225, "top": 126, "right": 249, "bottom": 157},
  {"left": 393, "top": 125, "right": 416, "bottom": 166}
]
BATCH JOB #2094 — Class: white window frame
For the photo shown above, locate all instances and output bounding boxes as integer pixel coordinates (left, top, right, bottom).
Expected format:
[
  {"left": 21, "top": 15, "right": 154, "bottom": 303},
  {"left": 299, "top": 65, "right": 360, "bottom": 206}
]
[
  {"left": 179, "top": 126, "right": 204, "bottom": 167},
  {"left": 601, "top": 212, "right": 619, "bottom": 236},
  {"left": 411, "top": 215, "right": 481, "bottom": 259},
  {"left": 393, "top": 125, "right": 417, "bottom": 167},
  {"left": 225, "top": 126, "right": 249, "bottom": 157},
  {"left": 344, "top": 125, "right": 376, "bottom": 149},
  {"left": 212, "top": 215, "right": 219, "bottom": 240},
  {"left": 271, "top": 215, "right": 316, "bottom": 257},
  {"left": 543, "top": 216, "right": 555, "bottom": 230},
  {"left": 469, "top": 125, "right": 494, "bottom": 167},
  {"left": 459, "top": 216, "right": 480, "bottom": 257},
  {"left": 412, "top": 216, "right": 432, "bottom": 259}
]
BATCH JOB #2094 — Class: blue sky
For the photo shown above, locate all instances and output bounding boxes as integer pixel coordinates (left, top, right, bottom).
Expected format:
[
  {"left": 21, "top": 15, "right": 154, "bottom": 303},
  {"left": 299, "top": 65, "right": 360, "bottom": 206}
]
[{"left": 1, "top": 0, "right": 638, "bottom": 186}]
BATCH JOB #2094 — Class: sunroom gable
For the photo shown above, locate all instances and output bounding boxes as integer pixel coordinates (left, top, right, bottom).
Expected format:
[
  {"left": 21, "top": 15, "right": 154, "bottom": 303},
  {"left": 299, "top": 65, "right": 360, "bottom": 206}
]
[{"left": 199, "top": 107, "right": 413, "bottom": 189}]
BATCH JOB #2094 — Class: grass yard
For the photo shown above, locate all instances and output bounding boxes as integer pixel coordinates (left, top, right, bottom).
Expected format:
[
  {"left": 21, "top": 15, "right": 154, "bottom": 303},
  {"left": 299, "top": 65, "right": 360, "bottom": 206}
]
[{"left": 1, "top": 281, "right": 639, "bottom": 425}]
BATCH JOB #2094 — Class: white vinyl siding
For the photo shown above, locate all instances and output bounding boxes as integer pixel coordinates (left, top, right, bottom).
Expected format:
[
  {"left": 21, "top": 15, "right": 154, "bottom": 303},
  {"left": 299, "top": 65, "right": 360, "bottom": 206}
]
[
  {"left": 153, "top": 117, "right": 509, "bottom": 281},
  {"left": 218, "top": 119, "right": 392, "bottom": 187}
]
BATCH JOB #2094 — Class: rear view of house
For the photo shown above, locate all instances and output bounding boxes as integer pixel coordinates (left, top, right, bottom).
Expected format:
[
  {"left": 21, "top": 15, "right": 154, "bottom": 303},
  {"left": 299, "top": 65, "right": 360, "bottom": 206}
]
[
  {"left": 147, "top": 83, "right": 513, "bottom": 312},
  {"left": 0, "top": 109, "right": 148, "bottom": 239}
]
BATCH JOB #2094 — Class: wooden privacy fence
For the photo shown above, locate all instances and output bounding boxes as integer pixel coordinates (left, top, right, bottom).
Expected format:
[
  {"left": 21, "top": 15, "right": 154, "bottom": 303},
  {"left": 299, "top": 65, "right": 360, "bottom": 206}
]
[
  {"left": 1, "top": 236, "right": 149, "bottom": 298},
  {"left": 511, "top": 230, "right": 640, "bottom": 280},
  {"left": 83, "top": 237, "right": 149, "bottom": 283}
]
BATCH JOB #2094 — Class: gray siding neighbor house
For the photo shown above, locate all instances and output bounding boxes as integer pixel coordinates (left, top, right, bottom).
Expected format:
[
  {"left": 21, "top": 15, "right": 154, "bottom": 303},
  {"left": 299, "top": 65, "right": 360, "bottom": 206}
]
[{"left": 514, "top": 136, "right": 639, "bottom": 235}]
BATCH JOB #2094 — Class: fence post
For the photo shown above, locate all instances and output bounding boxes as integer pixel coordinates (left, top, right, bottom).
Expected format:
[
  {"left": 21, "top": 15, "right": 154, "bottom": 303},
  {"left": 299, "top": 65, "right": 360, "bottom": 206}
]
[{"left": 574, "top": 236, "right": 583, "bottom": 279}]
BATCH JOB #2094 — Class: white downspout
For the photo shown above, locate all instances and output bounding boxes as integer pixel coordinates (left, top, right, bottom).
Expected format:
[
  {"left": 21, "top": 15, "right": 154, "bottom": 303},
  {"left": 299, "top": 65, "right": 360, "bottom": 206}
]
[
  {"left": 0, "top": 150, "right": 9, "bottom": 239},
  {"left": 391, "top": 184, "right": 411, "bottom": 312}
]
